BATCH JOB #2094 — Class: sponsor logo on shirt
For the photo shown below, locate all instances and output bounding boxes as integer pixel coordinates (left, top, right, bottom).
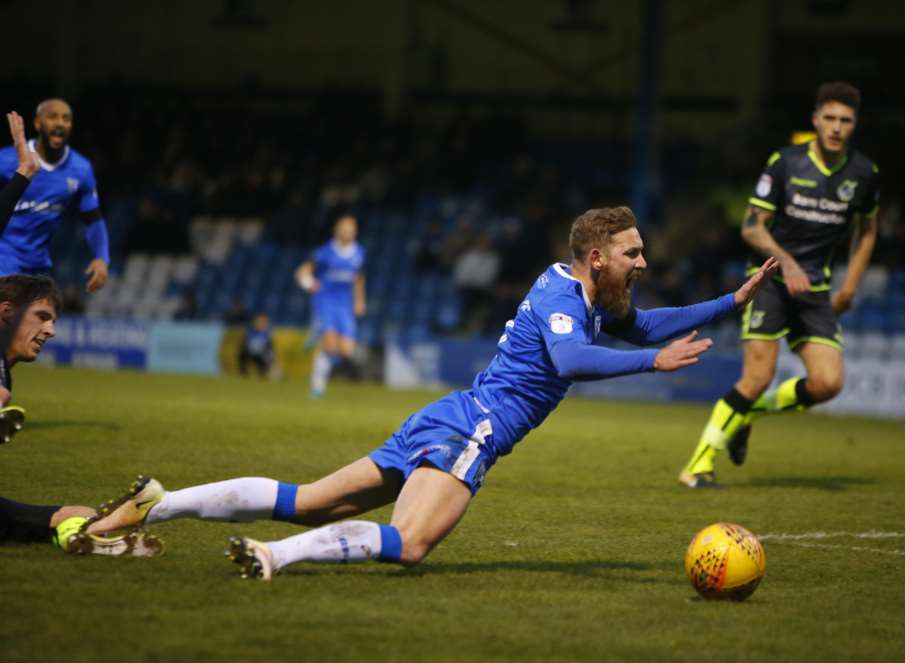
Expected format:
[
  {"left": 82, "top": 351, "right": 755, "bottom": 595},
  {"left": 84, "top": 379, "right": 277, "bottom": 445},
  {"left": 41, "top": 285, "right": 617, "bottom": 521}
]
[
  {"left": 12, "top": 200, "right": 65, "bottom": 213},
  {"left": 324, "top": 269, "right": 358, "bottom": 282},
  {"left": 549, "top": 313, "right": 574, "bottom": 335},
  {"left": 756, "top": 174, "right": 772, "bottom": 198},
  {"left": 790, "top": 176, "right": 817, "bottom": 188},
  {"left": 785, "top": 193, "right": 848, "bottom": 225}
]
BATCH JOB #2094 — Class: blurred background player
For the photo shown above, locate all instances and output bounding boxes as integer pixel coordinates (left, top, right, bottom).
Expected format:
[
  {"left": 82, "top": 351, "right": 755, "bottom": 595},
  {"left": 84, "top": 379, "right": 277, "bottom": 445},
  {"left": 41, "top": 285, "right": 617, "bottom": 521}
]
[
  {"left": 295, "top": 214, "right": 365, "bottom": 398},
  {"left": 680, "top": 82, "right": 880, "bottom": 488},
  {"left": 0, "top": 99, "right": 110, "bottom": 291},
  {"left": 238, "top": 311, "right": 276, "bottom": 379},
  {"left": 86, "top": 209, "right": 777, "bottom": 580}
]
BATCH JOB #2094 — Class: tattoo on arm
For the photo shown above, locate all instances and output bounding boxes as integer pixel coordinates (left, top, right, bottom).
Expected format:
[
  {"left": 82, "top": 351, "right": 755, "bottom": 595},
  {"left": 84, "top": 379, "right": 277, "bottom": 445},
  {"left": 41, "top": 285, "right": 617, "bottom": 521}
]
[{"left": 744, "top": 210, "right": 759, "bottom": 228}]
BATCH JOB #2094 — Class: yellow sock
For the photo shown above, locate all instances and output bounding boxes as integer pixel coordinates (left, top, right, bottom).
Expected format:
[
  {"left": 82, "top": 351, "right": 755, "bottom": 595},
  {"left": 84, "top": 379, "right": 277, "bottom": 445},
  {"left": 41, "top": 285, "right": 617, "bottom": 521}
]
[
  {"left": 749, "top": 377, "right": 808, "bottom": 423},
  {"left": 684, "top": 439, "right": 719, "bottom": 475},
  {"left": 685, "top": 399, "right": 749, "bottom": 474}
]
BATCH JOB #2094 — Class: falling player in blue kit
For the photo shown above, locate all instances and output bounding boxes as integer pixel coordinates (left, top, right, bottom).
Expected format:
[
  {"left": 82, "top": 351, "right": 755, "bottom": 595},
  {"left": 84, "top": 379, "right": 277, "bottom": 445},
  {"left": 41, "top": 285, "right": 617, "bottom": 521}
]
[
  {"left": 0, "top": 99, "right": 109, "bottom": 291},
  {"left": 294, "top": 214, "right": 366, "bottom": 398},
  {"left": 88, "top": 208, "right": 778, "bottom": 579}
]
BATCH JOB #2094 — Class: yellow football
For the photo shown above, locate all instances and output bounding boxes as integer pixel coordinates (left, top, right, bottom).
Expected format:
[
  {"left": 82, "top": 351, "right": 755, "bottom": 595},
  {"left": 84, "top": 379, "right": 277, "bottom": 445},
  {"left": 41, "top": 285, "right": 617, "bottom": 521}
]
[{"left": 685, "top": 523, "right": 766, "bottom": 601}]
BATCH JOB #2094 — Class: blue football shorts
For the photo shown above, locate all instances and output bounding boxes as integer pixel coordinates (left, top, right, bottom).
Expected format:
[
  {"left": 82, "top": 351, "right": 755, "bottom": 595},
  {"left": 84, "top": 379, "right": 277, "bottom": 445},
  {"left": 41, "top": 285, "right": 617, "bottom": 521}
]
[
  {"left": 369, "top": 390, "right": 497, "bottom": 495},
  {"left": 313, "top": 300, "right": 356, "bottom": 339}
]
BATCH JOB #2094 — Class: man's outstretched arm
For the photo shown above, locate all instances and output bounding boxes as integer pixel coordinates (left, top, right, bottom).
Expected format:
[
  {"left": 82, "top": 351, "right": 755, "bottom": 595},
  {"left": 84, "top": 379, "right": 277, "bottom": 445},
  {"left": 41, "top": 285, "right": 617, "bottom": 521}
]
[
  {"left": 605, "top": 257, "right": 779, "bottom": 346},
  {"left": 551, "top": 331, "right": 712, "bottom": 381}
]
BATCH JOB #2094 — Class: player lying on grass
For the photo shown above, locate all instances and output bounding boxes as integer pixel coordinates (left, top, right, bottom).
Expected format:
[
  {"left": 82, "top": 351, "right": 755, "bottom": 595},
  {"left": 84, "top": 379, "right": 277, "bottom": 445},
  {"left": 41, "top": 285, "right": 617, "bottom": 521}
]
[
  {"left": 0, "top": 273, "right": 161, "bottom": 556},
  {"left": 87, "top": 207, "right": 778, "bottom": 579}
]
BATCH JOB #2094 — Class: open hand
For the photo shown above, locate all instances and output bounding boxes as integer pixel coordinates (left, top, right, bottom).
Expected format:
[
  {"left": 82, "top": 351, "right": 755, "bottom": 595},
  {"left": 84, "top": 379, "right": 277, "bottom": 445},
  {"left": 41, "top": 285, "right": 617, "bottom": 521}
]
[
  {"left": 7, "top": 111, "right": 39, "bottom": 179},
  {"left": 653, "top": 331, "right": 712, "bottom": 372},
  {"left": 734, "top": 257, "right": 780, "bottom": 308},
  {"left": 779, "top": 258, "right": 810, "bottom": 297},
  {"left": 294, "top": 266, "right": 320, "bottom": 293},
  {"left": 85, "top": 258, "right": 109, "bottom": 292}
]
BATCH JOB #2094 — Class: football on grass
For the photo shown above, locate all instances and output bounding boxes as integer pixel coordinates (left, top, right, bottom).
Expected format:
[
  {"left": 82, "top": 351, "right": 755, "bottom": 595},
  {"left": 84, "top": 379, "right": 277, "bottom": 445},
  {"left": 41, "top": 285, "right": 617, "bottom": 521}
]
[{"left": 685, "top": 523, "right": 766, "bottom": 601}]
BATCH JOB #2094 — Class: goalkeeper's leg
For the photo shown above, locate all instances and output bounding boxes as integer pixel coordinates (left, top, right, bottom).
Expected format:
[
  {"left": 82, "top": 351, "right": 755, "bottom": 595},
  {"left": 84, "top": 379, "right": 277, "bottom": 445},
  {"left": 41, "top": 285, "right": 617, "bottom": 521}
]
[{"left": 0, "top": 496, "right": 92, "bottom": 545}]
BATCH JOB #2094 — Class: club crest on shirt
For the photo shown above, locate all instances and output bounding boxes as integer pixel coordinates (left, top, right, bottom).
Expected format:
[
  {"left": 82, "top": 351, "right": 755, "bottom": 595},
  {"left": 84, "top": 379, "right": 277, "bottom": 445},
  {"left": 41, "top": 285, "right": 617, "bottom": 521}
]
[
  {"left": 837, "top": 179, "right": 858, "bottom": 202},
  {"left": 66, "top": 177, "right": 79, "bottom": 193},
  {"left": 549, "top": 313, "right": 574, "bottom": 335},
  {"left": 756, "top": 174, "right": 772, "bottom": 198}
]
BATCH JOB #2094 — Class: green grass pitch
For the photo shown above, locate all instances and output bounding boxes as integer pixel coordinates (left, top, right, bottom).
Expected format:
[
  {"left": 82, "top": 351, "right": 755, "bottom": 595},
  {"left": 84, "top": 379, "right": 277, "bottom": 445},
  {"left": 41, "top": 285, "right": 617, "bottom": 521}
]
[{"left": 2, "top": 366, "right": 903, "bottom": 662}]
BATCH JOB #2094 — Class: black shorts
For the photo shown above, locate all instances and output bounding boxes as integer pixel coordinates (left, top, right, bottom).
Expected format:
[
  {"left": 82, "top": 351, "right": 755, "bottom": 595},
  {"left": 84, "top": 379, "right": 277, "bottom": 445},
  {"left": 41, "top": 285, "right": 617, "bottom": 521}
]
[{"left": 740, "top": 277, "right": 843, "bottom": 351}]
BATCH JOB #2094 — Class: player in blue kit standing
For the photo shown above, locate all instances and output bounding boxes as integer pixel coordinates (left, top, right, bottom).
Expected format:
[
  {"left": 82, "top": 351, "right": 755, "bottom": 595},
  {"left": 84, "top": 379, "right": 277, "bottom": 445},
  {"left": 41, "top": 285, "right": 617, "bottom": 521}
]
[
  {"left": 0, "top": 99, "right": 109, "bottom": 291},
  {"left": 294, "top": 213, "right": 365, "bottom": 398},
  {"left": 87, "top": 207, "right": 778, "bottom": 579}
]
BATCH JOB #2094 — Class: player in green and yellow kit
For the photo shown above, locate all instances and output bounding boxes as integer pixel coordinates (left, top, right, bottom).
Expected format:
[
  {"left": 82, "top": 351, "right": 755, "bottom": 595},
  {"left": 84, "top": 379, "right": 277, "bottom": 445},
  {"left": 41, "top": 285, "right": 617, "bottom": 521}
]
[{"left": 680, "top": 81, "right": 880, "bottom": 488}]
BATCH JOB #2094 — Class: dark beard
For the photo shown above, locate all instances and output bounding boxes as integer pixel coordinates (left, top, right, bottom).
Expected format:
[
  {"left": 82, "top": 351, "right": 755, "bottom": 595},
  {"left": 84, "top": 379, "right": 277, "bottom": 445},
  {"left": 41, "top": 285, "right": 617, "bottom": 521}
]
[
  {"left": 595, "top": 265, "right": 632, "bottom": 318},
  {"left": 38, "top": 128, "right": 68, "bottom": 159}
]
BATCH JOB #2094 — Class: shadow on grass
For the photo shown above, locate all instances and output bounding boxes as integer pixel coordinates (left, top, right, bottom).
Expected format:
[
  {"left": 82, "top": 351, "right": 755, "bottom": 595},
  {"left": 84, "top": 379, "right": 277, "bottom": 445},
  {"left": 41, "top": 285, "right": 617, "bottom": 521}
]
[
  {"left": 739, "top": 475, "right": 873, "bottom": 492},
  {"left": 285, "top": 559, "right": 676, "bottom": 583},
  {"left": 25, "top": 419, "right": 121, "bottom": 431}
]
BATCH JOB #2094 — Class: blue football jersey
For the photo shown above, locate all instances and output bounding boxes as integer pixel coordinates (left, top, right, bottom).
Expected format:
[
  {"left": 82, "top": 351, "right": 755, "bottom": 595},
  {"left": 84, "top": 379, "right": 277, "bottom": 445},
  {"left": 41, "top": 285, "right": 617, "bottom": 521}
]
[
  {"left": 312, "top": 240, "right": 365, "bottom": 308},
  {"left": 471, "top": 263, "right": 614, "bottom": 457},
  {"left": 0, "top": 141, "right": 100, "bottom": 270}
]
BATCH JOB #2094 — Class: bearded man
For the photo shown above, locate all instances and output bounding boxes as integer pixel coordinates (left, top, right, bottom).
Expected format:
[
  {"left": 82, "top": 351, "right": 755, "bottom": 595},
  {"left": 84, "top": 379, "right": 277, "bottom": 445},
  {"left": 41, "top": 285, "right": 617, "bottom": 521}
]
[{"left": 88, "top": 207, "right": 777, "bottom": 580}]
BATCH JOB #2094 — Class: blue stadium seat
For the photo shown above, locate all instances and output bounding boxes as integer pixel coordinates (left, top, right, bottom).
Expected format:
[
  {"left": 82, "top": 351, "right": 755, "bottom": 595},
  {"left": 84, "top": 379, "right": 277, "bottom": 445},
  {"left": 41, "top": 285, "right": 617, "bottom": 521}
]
[{"left": 858, "top": 304, "right": 887, "bottom": 332}]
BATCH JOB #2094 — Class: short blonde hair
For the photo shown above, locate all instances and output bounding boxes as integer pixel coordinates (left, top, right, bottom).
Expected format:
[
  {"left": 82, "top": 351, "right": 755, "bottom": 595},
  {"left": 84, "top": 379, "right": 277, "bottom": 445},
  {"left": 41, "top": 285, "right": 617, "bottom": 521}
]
[{"left": 569, "top": 207, "right": 636, "bottom": 261}]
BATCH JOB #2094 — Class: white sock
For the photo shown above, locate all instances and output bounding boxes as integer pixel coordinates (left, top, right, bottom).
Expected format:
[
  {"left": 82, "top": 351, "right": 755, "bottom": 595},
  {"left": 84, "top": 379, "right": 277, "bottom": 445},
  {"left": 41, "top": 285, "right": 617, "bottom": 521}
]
[
  {"left": 267, "top": 521, "right": 398, "bottom": 570},
  {"left": 311, "top": 352, "right": 334, "bottom": 393},
  {"left": 146, "top": 477, "right": 279, "bottom": 524}
]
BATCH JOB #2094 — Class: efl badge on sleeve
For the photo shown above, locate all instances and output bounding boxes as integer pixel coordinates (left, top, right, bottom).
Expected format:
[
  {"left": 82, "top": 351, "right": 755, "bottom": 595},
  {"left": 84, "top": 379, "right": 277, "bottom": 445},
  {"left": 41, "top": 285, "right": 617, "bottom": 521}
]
[
  {"left": 549, "top": 313, "right": 574, "bottom": 335},
  {"left": 755, "top": 174, "right": 772, "bottom": 198}
]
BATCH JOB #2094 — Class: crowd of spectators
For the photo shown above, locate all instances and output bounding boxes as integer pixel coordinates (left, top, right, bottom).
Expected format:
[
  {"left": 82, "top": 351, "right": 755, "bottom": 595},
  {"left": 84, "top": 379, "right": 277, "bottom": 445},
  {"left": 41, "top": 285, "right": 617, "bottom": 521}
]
[{"left": 8, "top": 81, "right": 901, "bottom": 335}]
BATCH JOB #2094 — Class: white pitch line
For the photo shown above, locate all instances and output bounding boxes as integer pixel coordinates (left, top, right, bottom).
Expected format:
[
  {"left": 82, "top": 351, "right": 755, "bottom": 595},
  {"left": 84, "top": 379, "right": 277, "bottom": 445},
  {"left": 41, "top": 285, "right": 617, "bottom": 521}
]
[
  {"left": 759, "top": 531, "right": 905, "bottom": 541},
  {"left": 775, "top": 542, "right": 905, "bottom": 557}
]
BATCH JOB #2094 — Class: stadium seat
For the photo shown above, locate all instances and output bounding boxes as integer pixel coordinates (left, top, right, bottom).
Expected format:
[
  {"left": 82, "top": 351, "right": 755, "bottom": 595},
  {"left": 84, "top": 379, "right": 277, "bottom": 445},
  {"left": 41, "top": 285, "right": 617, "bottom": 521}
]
[{"left": 859, "top": 332, "right": 889, "bottom": 358}]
